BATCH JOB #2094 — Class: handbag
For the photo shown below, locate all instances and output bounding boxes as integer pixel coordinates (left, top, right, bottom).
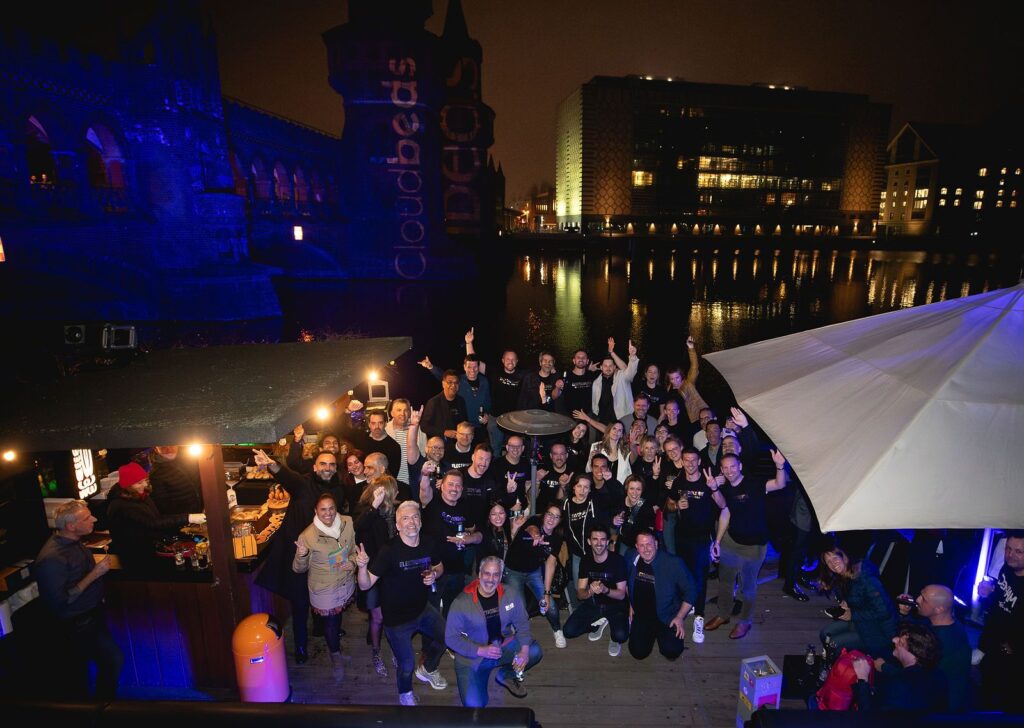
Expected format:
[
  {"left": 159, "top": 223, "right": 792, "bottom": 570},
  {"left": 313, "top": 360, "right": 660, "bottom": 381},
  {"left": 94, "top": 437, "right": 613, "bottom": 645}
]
[{"left": 550, "top": 558, "right": 569, "bottom": 599}]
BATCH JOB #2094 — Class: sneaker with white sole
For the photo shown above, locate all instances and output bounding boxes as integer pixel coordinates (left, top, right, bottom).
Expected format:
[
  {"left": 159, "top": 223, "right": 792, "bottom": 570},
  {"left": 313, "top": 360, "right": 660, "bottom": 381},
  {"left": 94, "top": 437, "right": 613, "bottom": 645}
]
[
  {"left": 398, "top": 691, "right": 418, "bottom": 706},
  {"left": 588, "top": 617, "right": 609, "bottom": 642},
  {"left": 608, "top": 640, "right": 621, "bottom": 657},
  {"left": 415, "top": 664, "right": 448, "bottom": 690},
  {"left": 554, "top": 629, "right": 567, "bottom": 648},
  {"left": 692, "top": 615, "right": 705, "bottom": 644},
  {"left": 372, "top": 651, "right": 388, "bottom": 678}
]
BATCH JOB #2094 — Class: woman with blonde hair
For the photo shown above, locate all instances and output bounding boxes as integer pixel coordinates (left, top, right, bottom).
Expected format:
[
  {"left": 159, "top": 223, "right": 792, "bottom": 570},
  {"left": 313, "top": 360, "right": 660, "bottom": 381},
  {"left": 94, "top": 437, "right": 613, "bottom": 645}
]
[
  {"left": 586, "top": 420, "right": 633, "bottom": 483},
  {"left": 353, "top": 475, "right": 400, "bottom": 677}
]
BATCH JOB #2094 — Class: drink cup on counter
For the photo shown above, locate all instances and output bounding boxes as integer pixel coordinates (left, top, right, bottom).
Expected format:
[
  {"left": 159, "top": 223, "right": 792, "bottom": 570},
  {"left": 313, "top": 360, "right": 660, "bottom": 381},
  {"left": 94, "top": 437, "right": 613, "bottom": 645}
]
[{"left": 174, "top": 545, "right": 186, "bottom": 567}]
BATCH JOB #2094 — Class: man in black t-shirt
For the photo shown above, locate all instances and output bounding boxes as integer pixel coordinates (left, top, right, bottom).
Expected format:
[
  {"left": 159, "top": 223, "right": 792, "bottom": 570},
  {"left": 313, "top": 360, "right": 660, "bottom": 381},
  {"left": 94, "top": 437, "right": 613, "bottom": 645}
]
[
  {"left": 535, "top": 443, "right": 573, "bottom": 512},
  {"left": 494, "top": 436, "right": 530, "bottom": 507},
  {"left": 419, "top": 468, "right": 482, "bottom": 617},
  {"left": 356, "top": 500, "right": 449, "bottom": 705},
  {"left": 443, "top": 422, "right": 475, "bottom": 471},
  {"left": 518, "top": 352, "right": 565, "bottom": 411},
  {"left": 705, "top": 450, "right": 788, "bottom": 640},
  {"left": 504, "top": 505, "right": 567, "bottom": 647},
  {"left": 589, "top": 454, "right": 624, "bottom": 525},
  {"left": 421, "top": 370, "right": 468, "bottom": 443},
  {"left": 561, "top": 349, "right": 599, "bottom": 417},
  {"left": 563, "top": 524, "right": 629, "bottom": 656}
]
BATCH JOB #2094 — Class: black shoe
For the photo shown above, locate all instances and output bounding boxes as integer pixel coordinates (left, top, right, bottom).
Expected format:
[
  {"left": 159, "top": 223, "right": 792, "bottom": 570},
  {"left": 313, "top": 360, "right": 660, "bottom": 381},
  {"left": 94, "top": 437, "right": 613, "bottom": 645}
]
[
  {"left": 731, "top": 599, "right": 743, "bottom": 616},
  {"left": 294, "top": 646, "right": 307, "bottom": 665},
  {"left": 495, "top": 671, "right": 527, "bottom": 699},
  {"left": 782, "top": 585, "right": 810, "bottom": 602}
]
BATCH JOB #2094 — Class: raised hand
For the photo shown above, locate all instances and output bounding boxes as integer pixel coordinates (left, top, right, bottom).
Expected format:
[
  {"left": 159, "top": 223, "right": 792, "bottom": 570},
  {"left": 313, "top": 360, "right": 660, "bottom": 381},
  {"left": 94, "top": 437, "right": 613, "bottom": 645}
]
[
  {"left": 293, "top": 424, "right": 305, "bottom": 442},
  {"left": 295, "top": 538, "right": 309, "bottom": 557},
  {"left": 531, "top": 532, "right": 548, "bottom": 548},
  {"left": 354, "top": 543, "right": 369, "bottom": 568},
  {"left": 252, "top": 448, "right": 273, "bottom": 467},
  {"left": 702, "top": 466, "right": 716, "bottom": 487},
  {"left": 506, "top": 473, "right": 518, "bottom": 493},
  {"left": 627, "top": 339, "right": 637, "bottom": 357},
  {"left": 409, "top": 405, "right": 423, "bottom": 427},
  {"left": 418, "top": 355, "right": 433, "bottom": 370},
  {"left": 347, "top": 398, "right": 364, "bottom": 413},
  {"left": 558, "top": 471, "right": 574, "bottom": 486},
  {"left": 770, "top": 448, "right": 786, "bottom": 469},
  {"left": 372, "top": 486, "right": 386, "bottom": 509},
  {"left": 464, "top": 327, "right": 475, "bottom": 345},
  {"left": 607, "top": 336, "right": 616, "bottom": 353},
  {"left": 572, "top": 409, "right": 590, "bottom": 422},
  {"left": 686, "top": 335, "right": 695, "bottom": 350},
  {"left": 536, "top": 468, "right": 549, "bottom": 481},
  {"left": 729, "top": 407, "right": 749, "bottom": 429},
  {"left": 653, "top": 456, "right": 662, "bottom": 477}
]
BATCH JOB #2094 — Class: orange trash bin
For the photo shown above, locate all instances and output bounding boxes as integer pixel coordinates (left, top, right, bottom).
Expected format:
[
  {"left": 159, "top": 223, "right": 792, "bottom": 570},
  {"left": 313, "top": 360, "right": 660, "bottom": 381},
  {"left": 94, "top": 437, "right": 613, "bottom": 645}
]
[{"left": 232, "top": 613, "right": 290, "bottom": 702}]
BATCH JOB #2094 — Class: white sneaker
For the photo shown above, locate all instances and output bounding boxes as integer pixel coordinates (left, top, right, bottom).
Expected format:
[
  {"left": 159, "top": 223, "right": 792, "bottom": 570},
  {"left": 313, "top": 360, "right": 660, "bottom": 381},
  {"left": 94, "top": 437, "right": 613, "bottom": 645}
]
[
  {"left": 414, "top": 664, "right": 448, "bottom": 690},
  {"left": 554, "top": 629, "right": 567, "bottom": 648},
  {"left": 608, "top": 640, "right": 621, "bottom": 657},
  {"left": 588, "top": 617, "right": 609, "bottom": 642},
  {"left": 399, "top": 691, "right": 418, "bottom": 706},
  {"left": 692, "top": 616, "right": 705, "bottom": 644}
]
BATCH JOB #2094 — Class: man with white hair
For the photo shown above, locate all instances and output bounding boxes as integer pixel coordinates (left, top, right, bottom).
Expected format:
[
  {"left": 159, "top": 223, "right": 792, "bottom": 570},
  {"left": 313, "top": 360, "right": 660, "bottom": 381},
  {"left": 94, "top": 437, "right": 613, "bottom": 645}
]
[{"left": 355, "top": 499, "right": 449, "bottom": 706}]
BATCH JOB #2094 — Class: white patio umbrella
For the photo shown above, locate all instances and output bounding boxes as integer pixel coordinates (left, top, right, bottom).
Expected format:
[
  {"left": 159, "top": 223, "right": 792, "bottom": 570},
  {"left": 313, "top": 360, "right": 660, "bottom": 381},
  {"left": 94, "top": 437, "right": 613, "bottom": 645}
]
[{"left": 703, "top": 282, "right": 1024, "bottom": 532}]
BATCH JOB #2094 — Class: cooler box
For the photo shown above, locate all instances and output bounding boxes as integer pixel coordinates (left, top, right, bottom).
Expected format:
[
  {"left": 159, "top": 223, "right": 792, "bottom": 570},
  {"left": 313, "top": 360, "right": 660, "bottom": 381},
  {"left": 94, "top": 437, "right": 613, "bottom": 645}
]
[{"left": 737, "top": 655, "right": 782, "bottom": 728}]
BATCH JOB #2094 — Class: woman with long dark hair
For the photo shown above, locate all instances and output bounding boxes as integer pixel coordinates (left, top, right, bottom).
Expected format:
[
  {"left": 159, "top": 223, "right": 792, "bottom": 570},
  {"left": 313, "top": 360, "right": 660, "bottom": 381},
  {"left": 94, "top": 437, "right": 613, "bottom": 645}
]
[
  {"left": 478, "top": 501, "right": 528, "bottom": 563},
  {"left": 353, "top": 474, "right": 399, "bottom": 678},
  {"left": 818, "top": 542, "right": 898, "bottom": 658},
  {"left": 562, "top": 474, "right": 597, "bottom": 611}
]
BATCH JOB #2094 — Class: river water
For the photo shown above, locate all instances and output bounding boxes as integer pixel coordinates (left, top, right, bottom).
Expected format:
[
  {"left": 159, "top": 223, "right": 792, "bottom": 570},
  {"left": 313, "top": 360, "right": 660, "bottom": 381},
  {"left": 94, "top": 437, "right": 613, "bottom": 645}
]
[{"left": 272, "top": 245, "right": 1022, "bottom": 409}]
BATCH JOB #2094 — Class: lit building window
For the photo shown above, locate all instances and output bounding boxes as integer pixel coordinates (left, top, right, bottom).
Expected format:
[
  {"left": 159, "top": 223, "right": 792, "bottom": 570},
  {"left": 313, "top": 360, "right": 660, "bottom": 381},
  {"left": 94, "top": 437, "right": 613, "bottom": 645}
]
[
  {"left": 938, "top": 199, "right": 946, "bottom": 206},
  {"left": 782, "top": 192, "right": 796, "bottom": 206},
  {"left": 293, "top": 225, "right": 303, "bottom": 241},
  {"left": 880, "top": 201, "right": 886, "bottom": 210},
  {"left": 940, "top": 187, "right": 948, "bottom": 195},
  {"left": 975, "top": 190, "right": 984, "bottom": 199},
  {"left": 978, "top": 167, "right": 987, "bottom": 176},
  {"left": 955, "top": 188, "right": 962, "bottom": 196},
  {"left": 1015, "top": 168, "right": 1021, "bottom": 175},
  {"left": 914, "top": 188, "right": 929, "bottom": 198},
  {"left": 953, "top": 199, "right": 961, "bottom": 206},
  {"left": 996, "top": 200, "right": 1003, "bottom": 207},
  {"left": 880, "top": 190, "right": 887, "bottom": 199},
  {"left": 1001, "top": 167, "right": 1007, "bottom": 174},
  {"left": 913, "top": 199, "right": 927, "bottom": 210},
  {"left": 1011, "top": 200, "right": 1018, "bottom": 208},
  {"left": 973, "top": 200, "right": 983, "bottom": 209},
  {"left": 632, "top": 171, "right": 653, "bottom": 187},
  {"left": 766, "top": 192, "right": 776, "bottom": 204},
  {"left": 677, "top": 156, "right": 685, "bottom": 170},
  {"left": 998, "top": 189, "right": 1004, "bottom": 197}
]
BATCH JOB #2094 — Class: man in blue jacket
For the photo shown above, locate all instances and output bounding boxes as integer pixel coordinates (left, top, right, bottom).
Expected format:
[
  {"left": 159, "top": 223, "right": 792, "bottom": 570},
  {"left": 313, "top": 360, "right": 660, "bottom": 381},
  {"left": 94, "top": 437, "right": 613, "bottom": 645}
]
[
  {"left": 421, "top": 354, "right": 496, "bottom": 447},
  {"left": 627, "top": 531, "right": 696, "bottom": 660},
  {"left": 445, "top": 556, "right": 543, "bottom": 706}
]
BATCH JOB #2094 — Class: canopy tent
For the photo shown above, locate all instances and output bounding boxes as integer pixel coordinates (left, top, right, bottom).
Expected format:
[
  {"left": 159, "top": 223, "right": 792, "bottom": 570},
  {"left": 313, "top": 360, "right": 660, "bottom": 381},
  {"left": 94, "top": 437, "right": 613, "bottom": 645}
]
[
  {"left": 703, "top": 283, "right": 1024, "bottom": 532},
  {"left": 0, "top": 337, "right": 411, "bottom": 451}
]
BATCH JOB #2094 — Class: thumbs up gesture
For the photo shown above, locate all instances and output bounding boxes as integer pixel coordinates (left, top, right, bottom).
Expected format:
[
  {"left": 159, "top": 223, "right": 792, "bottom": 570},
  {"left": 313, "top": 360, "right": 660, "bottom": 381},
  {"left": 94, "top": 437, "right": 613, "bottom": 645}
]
[{"left": 354, "top": 543, "right": 370, "bottom": 569}]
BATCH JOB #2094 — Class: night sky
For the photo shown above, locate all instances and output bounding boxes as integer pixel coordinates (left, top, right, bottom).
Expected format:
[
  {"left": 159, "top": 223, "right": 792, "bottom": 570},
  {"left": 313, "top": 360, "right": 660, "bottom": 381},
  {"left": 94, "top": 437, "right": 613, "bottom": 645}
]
[{"left": 214, "top": 2, "right": 1016, "bottom": 199}]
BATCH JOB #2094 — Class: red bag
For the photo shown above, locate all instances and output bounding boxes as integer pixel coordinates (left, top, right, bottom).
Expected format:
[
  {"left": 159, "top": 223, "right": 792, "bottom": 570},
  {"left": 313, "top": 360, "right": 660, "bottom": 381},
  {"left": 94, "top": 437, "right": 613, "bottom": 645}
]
[
  {"left": 814, "top": 648, "right": 874, "bottom": 711},
  {"left": 654, "top": 508, "right": 664, "bottom": 533}
]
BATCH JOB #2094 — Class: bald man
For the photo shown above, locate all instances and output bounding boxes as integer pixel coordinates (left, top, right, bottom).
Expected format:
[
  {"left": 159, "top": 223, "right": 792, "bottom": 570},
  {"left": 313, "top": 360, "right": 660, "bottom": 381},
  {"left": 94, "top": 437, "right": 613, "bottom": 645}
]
[{"left": 877, "top": 584, "right": 971, "bottom": 712}]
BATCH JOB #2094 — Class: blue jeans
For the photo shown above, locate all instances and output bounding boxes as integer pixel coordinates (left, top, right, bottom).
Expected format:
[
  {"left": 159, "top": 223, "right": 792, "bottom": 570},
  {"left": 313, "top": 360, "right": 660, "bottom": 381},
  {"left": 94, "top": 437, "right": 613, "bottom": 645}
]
[
  {"left": 504, "top": 567, "right": 560, "bottom": 632},
  {"left": 565, "top": 553, "right": 583, "bottom": 611},
  {"left": 677, "top": 536, "right": 712, "bottom": 616},
  {"left": 429, "top": 570, "right": 466, "bottom": 618},
  {"left": 64, "top": 607, "right": 124, "bottom": 701},
  {"left": 453, "top": 637, "right": 543, "bottom": 708},
  {"left": 382, "top": 603, "right": 447, "bottom": 694}
]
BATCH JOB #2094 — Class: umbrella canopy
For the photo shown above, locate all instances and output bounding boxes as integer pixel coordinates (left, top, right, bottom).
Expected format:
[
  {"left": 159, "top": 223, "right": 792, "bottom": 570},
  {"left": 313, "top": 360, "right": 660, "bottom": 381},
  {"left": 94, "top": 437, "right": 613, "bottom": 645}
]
[
  {"left": 0, "top": 337, "right": 411, "bottom": 451},
  {"left": 703, "top": 283, "right": 1024, "bottom": 531}
]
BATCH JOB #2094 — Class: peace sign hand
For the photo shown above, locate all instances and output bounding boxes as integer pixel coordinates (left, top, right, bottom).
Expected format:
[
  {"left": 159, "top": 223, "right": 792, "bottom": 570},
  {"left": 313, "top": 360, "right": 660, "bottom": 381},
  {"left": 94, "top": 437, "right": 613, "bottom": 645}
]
[
  {"left": 354, "top": 543, "right": 370, "bottom": 568},
  {"left": 653, "top": 455, "right": 662, "bottom": 476},
  {"left": 506, "top": 473, "right": 518, "bottom": 493},
  {"left": 702, "top": 467, "right": 717, "bottom": 487}
]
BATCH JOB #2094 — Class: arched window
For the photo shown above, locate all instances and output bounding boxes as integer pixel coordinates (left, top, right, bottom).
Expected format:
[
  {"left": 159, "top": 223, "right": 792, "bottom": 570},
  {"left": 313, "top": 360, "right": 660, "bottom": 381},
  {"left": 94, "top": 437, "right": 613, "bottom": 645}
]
[
  {"left": 273, "top": 162, "right": 291, "bottom": 202},
  {"left": 230, "top": 153, "right": 247, "bottom": 197},
  {"left": 251, "top": 158, "right": 270, "bottom": 200},
  {"left": 293, "top": 167, "right": 308, "bottom": 205},
  {"left": 85, "top": 125, "right": 125, "bottom": 189},
  {"left": 309, "top": 171, "right": 324, "bottom": 204},
  {"left": 26, "top": 116, "right": 56, "bottom": 186}
]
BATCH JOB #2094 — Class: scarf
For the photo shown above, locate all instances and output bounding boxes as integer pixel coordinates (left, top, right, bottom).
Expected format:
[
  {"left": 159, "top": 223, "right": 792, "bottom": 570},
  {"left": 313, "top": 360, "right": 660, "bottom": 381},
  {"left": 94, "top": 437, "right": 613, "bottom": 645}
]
[{"left": 313, "top": 513, "right": 343, "bottom": 540}]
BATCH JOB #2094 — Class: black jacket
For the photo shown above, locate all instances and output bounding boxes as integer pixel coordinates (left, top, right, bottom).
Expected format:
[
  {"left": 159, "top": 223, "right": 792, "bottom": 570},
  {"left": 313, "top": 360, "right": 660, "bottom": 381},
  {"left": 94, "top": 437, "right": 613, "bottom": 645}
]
[
  {"left": 149, "top": 456, "right": 203, "bottom": 515},
  {"left": 106, "top": 487, "right": 188, "bottom": 569},
  {"left": 421, "top": 391, "right": 468, "bottom": 441}
]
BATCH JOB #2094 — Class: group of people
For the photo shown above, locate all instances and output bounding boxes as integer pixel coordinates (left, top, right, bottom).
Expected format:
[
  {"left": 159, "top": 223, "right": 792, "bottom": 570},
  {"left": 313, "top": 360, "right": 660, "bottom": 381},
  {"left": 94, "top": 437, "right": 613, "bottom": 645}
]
[
  {"left": 244, "top": 332, "right": 816, "bottom": 707},
  {"left": 30, "top": 328, "right": 1019, "bottom": 715}
]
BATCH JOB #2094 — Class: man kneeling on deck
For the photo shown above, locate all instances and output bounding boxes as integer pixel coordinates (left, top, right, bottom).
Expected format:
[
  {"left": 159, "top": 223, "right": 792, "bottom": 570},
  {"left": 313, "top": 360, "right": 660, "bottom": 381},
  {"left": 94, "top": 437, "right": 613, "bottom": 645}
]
[
  {"left": 445, "top": 556, "right": 543, "bottom": 706},
  {"left": 627, "top": 531, "right": 696, "bottom": 660}
]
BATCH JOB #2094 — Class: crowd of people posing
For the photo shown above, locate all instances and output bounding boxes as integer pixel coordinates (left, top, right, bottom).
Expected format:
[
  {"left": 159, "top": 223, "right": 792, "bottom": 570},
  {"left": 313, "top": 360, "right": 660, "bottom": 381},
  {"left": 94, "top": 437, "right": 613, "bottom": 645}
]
[{"left": 246, "top": 330, "right": 1017, "bottom": 713}]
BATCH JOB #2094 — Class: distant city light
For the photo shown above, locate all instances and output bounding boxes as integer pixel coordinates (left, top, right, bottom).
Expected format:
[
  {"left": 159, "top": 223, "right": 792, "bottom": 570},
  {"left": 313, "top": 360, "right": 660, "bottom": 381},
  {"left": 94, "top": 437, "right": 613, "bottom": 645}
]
[
  {"left": 293, "top": 225, "right": 303, "bottom": 241},
  {"left": 2, "top": 450, "right": 15, "bottom": 462}
]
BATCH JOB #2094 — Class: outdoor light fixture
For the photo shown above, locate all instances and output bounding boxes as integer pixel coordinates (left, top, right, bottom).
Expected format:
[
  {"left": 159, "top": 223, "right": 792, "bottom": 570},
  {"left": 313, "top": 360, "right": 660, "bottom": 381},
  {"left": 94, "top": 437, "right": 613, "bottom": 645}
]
[
  {"left": 186, "top": 442, "right": 205, "bottom": 458},
  {"left": 1, "top": 450, "right": 15, "bottom": 462},
  {"left": 367, "top": 369, "right": 379, "bottom": 382},
  {"left": 293, "top": 225, "right": 303, "bottom": 241},
  {"left": 315, "top": 406, "right": 331, "bottom": 422}
]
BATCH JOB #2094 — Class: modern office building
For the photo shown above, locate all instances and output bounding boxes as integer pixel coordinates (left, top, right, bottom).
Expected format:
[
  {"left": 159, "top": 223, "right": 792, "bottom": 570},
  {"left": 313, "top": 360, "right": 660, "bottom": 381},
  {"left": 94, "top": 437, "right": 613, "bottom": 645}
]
[
  {"left": 879, "top": 121, "right": 1022, "bottom": 238},
  {"left": 556, "top": 76, "right": 890, "bottom": 238}
]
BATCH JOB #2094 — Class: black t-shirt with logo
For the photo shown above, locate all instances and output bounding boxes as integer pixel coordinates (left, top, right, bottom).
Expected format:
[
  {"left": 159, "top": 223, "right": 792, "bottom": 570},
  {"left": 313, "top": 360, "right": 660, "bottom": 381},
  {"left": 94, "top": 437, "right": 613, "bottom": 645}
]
[
  {"left": 460, "top": 469, "right": 498, "bottom": 527},
  {"left": 722, "top": 475, "right": 769, "bottom": 546},
  {"left": 536, "top": 465, "right": 569, "bottom": 512},
  {"left": 579, "top": 551, "right": 628, "bottom": 609},
  {"left": 368, "top": 536, "right": 442, "bottom": 626},
  {"left": 505, "top": 515, "right": 563, "bottom": 574},
  {"left": 422, "top": 497, "right": 476, "bottom": 574},
  {"left": 673, "top": 478, "right": 720, "bottom": 542},
  {"left": 633, "top": 557, "right": 658, "bottom": 619},
  {"left": 563, "top": 369, "right": 597, "bottom": 415},
  {"left": 491, "top": 457, "right": 529, "bottom": 510},
  {"left": 492, "top": 368, "right": 523, "bottom": 416},
  {"left": 443, "top": 445, "right": 473, "bottom": 472},
  {"left": 591, "top": 478, "right": 624, "bottom": 524},
  {"left": 634, "top": 382, "right": 670, "bottom": 411},
  {"left": 479, "top": 590, "right": 503, "bottom": 644}
]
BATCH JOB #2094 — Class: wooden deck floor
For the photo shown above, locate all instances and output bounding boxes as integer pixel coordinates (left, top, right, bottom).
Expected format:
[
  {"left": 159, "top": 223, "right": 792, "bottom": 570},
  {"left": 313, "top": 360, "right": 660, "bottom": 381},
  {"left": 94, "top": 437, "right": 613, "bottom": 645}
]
[{"left": 283, "top": 560, "right": 822, "bottom": 728}]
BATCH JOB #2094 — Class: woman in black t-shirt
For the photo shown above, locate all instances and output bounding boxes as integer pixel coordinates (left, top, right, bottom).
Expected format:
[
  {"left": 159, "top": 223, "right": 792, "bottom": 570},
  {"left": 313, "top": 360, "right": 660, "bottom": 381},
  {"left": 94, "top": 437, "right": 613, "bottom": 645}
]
[
  {"left": 613, "top": 475, "right": 656, "bottom": 563},
  {"left": 562, "top": 474, "right": 596, "bottom": 611},
  {"left": 478, "top": 501, "right": 528, "bottom": 564}
]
